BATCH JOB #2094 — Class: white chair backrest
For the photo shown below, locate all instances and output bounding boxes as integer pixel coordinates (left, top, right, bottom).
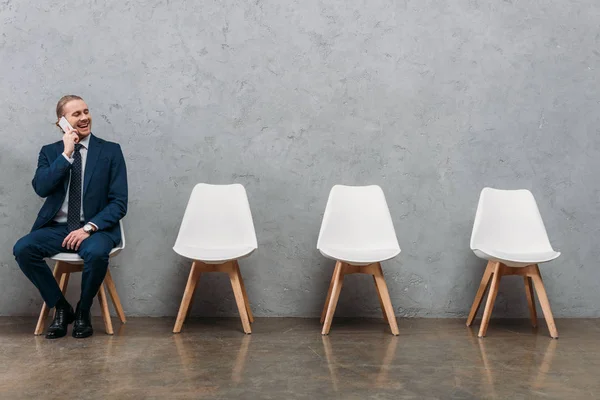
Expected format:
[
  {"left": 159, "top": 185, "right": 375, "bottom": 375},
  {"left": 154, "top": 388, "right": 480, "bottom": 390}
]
[
  {"left": 317, "top": 185, "right": 400, "bottom": 251},
  {"left": 174, "top": 183, "right": 258, "bottom": 250},
  {"left": 470, "top": 188, "right": 554, "bottom": 253},
  {"left": 116, "top": 219, "right": 126, "bottom": 250}
]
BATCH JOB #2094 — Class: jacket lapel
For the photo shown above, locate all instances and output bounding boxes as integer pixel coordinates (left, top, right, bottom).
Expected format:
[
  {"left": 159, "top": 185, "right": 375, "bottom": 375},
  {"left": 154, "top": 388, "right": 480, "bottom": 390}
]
[{"left": 83, "top": 134, "right": 102, "bottom": 196}]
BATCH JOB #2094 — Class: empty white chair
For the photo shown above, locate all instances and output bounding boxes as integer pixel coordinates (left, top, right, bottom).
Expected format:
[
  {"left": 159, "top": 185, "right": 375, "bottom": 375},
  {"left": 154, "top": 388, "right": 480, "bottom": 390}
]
[
  {"left": 34, "top": 220, "right": 127, "bottom": 335},
  {"left": 318, "top": 185, "right": 401, "bottom": 335},
  {"left": 466, "top": 188, "right": 560, "bottom": 338},
  {"left": 173, "top": 183, "right": 257, "bottom": 334}
]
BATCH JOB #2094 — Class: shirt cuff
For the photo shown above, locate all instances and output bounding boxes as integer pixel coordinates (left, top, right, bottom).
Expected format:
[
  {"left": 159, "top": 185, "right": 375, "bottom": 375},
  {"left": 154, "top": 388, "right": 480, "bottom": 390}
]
[
  {"left": 62, "top": 153, "right": 74, "bottom": 164},
  {"left": 89, "top": 222, "right": 99, "bottom": 231}
]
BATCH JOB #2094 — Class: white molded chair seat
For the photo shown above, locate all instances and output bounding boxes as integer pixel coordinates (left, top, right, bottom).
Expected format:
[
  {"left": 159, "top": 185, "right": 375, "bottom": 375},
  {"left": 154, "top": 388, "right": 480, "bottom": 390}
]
[
  {"left": 470, "top": 188, "right": 560, "bottom": 267},
  {"left": 173, "top": 246, "right": 256, "bottom": 264},
  {"left": 317, "top": 185, "right": 401, "bottom": 266},
  {"left": 472, "top": 248, "right": 560, "bottom": 266},
  {"left": 467, "top": 188, "right": 560, "bottom": 338},
  {"left": 317, "top": 185, "right": 401, "bottom": 336},
  {"left": 318, "top": 247, "right": 401, "bottom": 266},
  {"left": 173, "top": 183, "right": 257, "bottom": 334}
]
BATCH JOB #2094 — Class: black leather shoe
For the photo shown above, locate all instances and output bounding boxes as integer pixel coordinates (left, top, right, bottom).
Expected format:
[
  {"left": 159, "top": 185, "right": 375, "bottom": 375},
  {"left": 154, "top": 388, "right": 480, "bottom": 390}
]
[
  {"left": 45, "top": 303, "right": 75, "bottom": 339},
  {"left": 72, "top": 304, "right": 94, "bottom": 339}
]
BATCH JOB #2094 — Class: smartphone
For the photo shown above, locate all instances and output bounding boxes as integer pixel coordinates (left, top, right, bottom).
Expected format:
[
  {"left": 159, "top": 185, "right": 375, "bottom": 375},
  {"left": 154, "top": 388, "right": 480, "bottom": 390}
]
[
  {"left": 58, "top": 116, "right": 74, "bottom": 133},
  {"left": 58, "top": 116, "right": 79, "bottom": 144}
]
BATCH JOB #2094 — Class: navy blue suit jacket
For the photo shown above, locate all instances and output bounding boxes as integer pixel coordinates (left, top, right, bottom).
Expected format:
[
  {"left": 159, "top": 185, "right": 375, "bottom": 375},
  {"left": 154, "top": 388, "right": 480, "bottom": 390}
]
[{"left": 31, "top": 134, "right": 128, "bottom": 245}]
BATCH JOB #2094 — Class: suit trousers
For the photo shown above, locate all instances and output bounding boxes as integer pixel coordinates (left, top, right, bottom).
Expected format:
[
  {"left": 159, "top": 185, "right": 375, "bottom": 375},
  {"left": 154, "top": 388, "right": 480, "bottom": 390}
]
[{"left": 13, "top": 223, "right": 115, "bottom": 310}]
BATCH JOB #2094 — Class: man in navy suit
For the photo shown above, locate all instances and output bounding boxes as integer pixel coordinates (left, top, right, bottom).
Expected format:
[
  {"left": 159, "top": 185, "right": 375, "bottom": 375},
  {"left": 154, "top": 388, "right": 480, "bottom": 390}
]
[{"left": 13, "top": 95, "right": 128, "bottom": 339}]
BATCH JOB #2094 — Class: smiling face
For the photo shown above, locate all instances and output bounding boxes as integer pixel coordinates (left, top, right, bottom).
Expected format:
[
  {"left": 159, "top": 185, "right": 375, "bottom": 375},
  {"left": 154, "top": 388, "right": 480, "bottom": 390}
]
[{"left": 61, "top": 99, "right": 92, "bottom": 138}]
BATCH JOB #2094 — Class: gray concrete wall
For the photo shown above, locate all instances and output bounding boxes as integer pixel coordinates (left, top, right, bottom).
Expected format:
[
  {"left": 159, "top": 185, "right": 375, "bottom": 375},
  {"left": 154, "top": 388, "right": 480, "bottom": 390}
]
[{"left": 1, "top": 0, "right": 599, "bottom": 318}]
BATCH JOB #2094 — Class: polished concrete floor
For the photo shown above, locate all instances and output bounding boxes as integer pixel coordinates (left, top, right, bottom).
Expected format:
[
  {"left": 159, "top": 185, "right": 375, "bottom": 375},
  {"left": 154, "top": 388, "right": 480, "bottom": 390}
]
[{"left": 0, "top": 317, "right": 599, "bottom": 399}]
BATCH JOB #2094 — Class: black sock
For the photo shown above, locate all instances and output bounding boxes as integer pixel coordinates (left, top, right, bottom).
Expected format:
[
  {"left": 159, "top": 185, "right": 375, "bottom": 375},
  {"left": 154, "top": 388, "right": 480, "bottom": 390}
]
[{"left": 55, "top": 295, "right": 69, "bottom": 310}]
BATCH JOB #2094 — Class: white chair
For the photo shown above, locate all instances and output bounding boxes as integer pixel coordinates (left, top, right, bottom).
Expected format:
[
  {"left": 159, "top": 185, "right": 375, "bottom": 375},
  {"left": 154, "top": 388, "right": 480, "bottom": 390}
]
[
  {"left": 317, "top": 185, "right": 401, "bottom": 335},
  {"left": 34, "top": 220, "right": 127, "bottom": 335},
  {"left": 466, "top": 188, "right": 560, "bottom": 338},
  {"left": 173, "top": 183, "right": 257, "bottom": 334}
]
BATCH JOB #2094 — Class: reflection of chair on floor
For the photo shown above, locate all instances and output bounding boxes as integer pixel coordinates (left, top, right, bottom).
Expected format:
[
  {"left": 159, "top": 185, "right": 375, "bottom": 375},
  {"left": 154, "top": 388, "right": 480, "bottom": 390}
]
[
  {"left": 466, "top": 188, "right": 560, "bottom": 338},
  {"left": 466, "top": 328, "right": 557, "bottom": 394},
  {"left": 172, "top": 184, "right": 257, "bottom": 334},
  {"left": 465, "top": 328, "right": 497, "bottom": 397},
  {"left": 318, "top": 185, "right": 401, "bottom": 336},
  {"left": 34, "top": 220, "right": 127, "bottom": 335},
  {"left": 173, "top": 335, "right": 219, "bottom": 396},
  {"left": 322, "top": 336, "right": 400, "bottom": 391},
  {"left": 231, "top": 335, "right": 251, "bottom": 383},
  {"left": 174, "top": 334, "right": 251, "bottom": 386},
  {"left": 531, "top": 338, "right": 557, "bottom": 389}
]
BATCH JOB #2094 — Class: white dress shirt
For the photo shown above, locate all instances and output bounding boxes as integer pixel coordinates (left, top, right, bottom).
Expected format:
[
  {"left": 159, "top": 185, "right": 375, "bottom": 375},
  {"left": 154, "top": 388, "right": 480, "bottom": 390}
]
[{"left": 54, "top": 134, "right": 91, "bottom": 225}]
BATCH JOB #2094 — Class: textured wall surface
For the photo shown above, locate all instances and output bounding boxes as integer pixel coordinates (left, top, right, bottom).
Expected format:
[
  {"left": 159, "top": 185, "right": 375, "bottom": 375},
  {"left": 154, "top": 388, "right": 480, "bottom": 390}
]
[{"left": 1, "top": 0, "right": 599, "bottom": 318}]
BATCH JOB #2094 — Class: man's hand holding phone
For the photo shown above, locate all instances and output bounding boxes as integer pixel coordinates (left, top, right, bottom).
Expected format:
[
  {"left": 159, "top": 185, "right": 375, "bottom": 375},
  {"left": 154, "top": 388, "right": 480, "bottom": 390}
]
[{"left": 59, "top": 116, "right": 79, "bottom": 158}]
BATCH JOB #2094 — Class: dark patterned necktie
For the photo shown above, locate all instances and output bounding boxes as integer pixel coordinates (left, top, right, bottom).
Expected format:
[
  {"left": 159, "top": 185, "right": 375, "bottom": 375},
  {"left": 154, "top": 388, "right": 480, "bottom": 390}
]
[{"left": 67, "top": 143, "right": 83, "bottom": 232}]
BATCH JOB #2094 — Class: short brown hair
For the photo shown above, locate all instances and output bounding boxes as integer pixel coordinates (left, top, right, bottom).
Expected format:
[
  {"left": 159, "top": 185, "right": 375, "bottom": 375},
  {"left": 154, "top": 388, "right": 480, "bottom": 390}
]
[{"left": 56, "top": 95, "right": 83, "bottom": 119}]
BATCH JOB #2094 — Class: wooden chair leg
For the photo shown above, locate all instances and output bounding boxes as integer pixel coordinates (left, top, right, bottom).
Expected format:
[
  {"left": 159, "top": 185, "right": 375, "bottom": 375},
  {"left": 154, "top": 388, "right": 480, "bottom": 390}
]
[
  {"left": 185, "top": 274, "right": 200, "bottom": 319},
  {"left": 228, "top": 263, "right": 252, "bottom": 334},
  {"left": 320, "top": 261, "right": 342, "bottom": 324},
  {"left": 466, "top": 261, "right": 495, "bottom": 326},
  {"left": 173, "top": 261, "right": 202, "bottom": 333},
  {"left": 373, "top": 263, "right": 400, "bottom": 336},
  {"left": 104, "top": 269, "right": 127, "bottom": 324},
  {"left": 35, "top": 304, "right": 50, "bottom": 336},
  {"left": 321, "top": 262, "right": 345, "bottom": 335},
  {"left": 98, "top": 283, "right": 114, "bottom": 335},
  {"left": 478, "top": 263, "right": 502, "bottom": 337},
  {"left": 530, "top": 265, "right": 558, "bottom": 339},
  {"left": 34, "top": 262, "right": 63, "bottom": 335},
  {"left": 59, "top": 271, "right": 70, "bottom": 295},
  {"left": 524, "top": 276, "right": 537, "bottom": 328},
  {"left": 235, "top": 261, "right": 254, "bottom": 324},
  {"left": 373, "top": 275, "right": 389, "bottom": 323}
]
